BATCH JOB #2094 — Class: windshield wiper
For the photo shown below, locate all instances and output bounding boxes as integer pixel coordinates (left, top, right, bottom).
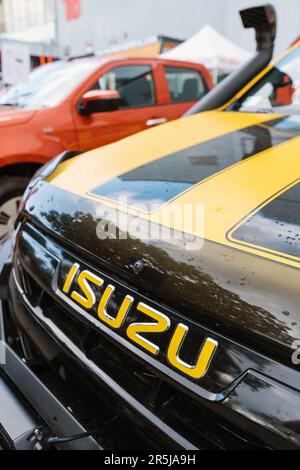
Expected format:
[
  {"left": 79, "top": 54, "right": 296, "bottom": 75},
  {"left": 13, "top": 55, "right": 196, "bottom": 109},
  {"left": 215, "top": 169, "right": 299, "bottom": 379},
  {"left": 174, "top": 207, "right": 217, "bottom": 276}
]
[
  {"left": 0, "top": 91, "right": 33, "bottom": 107},
  {"left": 0, "top": 102, "right": 17, "bottom": 106},
  {"left": 239, "top": 107, "right": 275, "bottom": 114}
]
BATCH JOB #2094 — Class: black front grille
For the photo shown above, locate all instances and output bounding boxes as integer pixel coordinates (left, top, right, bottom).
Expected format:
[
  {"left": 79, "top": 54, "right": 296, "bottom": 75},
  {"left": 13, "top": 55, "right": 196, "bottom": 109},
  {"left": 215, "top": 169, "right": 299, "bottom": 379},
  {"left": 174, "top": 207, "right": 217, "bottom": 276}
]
[{"left": 12, "top": 253, "right": 267, "bottom": 451}]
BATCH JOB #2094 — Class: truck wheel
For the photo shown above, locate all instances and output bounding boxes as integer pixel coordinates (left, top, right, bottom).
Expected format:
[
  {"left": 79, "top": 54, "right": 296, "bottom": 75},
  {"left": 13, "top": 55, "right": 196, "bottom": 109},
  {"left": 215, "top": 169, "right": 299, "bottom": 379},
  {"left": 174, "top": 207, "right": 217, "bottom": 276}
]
[{"left": 0, "top": 176, "right": 30, "bottom": 240}]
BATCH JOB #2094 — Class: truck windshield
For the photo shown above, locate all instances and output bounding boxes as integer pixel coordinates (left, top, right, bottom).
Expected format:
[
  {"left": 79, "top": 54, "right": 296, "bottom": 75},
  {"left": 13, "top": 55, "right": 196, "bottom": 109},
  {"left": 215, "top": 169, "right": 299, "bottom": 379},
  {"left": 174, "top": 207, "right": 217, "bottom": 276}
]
[
  {"left": 0, "top": 59, "right": 100, "bottom": 109},
  {"left": 234, "top": 46, "right": 300, "bottom": 114}
]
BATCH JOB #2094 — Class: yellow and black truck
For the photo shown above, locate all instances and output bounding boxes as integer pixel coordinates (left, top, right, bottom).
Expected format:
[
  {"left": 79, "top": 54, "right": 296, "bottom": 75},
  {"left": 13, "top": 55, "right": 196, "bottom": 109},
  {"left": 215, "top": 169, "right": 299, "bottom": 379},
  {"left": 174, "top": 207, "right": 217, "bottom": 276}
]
[{"left": 0, "top": 5, "right": 300, "bottom": 450}]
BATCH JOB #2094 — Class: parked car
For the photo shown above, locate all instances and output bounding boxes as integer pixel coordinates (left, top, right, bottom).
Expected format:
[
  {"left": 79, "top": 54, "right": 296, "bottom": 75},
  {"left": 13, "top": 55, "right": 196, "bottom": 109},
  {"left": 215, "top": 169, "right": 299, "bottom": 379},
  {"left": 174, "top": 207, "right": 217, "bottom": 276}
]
[
  {"left": 2, "top": 5, "right": 298, "bottom": 451},
  {"left": 0, "top": 56, "right": 213, "bottom": 238}
]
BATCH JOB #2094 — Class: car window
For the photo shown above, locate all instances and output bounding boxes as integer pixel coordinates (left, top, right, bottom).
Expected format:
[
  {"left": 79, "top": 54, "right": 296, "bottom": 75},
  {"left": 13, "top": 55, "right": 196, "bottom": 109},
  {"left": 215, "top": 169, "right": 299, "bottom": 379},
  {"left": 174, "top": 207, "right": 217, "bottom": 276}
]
[
  {"left": 92, "top": 65, "right": 155, "bottom": 108},
  {"left": 233, "top": 46, "right": 300, "bottom": 114},
  {"left": 164, "top": 66, "right": 207, "bottom": 103}
]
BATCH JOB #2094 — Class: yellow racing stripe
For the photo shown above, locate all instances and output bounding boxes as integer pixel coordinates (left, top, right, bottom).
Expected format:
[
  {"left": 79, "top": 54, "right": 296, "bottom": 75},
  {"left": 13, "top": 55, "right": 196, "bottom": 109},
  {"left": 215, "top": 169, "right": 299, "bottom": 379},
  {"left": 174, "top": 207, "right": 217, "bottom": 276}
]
[{"left": 46, "top": 110, "right": 300, "bottom": 269}]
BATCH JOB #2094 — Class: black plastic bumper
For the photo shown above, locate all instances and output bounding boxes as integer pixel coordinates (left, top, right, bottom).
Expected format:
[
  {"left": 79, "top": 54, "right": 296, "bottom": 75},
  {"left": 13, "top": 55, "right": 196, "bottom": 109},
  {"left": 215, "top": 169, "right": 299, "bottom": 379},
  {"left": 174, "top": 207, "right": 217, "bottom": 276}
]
[
  {"left": 0, "top": 235, "right": 101, "bottom": 450},
  {"left": 0, "top": 323, "right": 101, "bottom": 449},
  {"left": 0, "top": 370, "right": 41, "bottom": 450},
  {"left": 2, "top": 225, "right": 300, "bottom": 450}
]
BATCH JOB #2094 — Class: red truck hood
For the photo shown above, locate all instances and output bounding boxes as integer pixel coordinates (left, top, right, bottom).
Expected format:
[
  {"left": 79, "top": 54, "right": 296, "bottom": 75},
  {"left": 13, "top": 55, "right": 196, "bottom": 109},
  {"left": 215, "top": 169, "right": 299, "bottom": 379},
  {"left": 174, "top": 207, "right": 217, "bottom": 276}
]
[{"left": 0, "top": 106, "right": 37, "bottom": 127}]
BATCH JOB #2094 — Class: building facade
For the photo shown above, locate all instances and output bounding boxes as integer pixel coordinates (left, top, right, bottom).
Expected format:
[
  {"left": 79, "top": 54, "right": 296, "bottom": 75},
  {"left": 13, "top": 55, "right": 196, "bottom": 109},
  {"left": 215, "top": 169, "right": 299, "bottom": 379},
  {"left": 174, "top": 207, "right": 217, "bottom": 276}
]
[
  {"left": 0, "top": 1, "right": 5, "bottom": 33},
  {"left": 3, "top": 0, "right": 54, "bottom": 32},
  {"left": 0, "top": 0, "right": 57, "bottom": 62},
  {"left": 54, "top": 0, "right": 300, "bottom": 59},
  {"left": 0, "top": 0, "right": 300, "bottom": 63}
]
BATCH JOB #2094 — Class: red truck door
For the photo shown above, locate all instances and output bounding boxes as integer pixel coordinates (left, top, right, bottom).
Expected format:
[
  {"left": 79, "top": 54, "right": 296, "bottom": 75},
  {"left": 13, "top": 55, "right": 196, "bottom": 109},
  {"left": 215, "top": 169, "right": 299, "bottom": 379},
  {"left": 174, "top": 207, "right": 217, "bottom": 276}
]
[
  {"left": 73, "top": 61, "right": 170, "bottom": 151},
  {"left": 72, "top": 59, "right": 212, "bottom": 152},
  {"left": 153, "top": 62, "right": 213, "bottom": 121}
]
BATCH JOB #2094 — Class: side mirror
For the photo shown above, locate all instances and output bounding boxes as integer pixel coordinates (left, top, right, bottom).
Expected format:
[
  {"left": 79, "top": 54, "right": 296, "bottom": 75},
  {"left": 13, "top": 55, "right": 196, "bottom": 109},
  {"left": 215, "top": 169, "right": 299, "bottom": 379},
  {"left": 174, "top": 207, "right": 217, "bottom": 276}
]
[{"left": 78, "top": 89, "right": 121, "bottom": 115}]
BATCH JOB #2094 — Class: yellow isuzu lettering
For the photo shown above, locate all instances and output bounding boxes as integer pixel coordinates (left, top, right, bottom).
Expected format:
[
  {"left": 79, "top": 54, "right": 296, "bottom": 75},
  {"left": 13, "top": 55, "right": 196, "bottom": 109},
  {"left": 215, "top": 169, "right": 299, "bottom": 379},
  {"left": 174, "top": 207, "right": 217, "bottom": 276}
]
[
  {"left": 63, "top": 263, "right": 80, "bottom": 294},
  {"left": 167, "top": 324, "right": 218, "bottom": 379},
  {"left": 71, "top": 270, "right": 104, "bottom": 310},
  {"left": 62, "top": 264, "right": 218, "bottom": 379},
  {"left": 126, "top": 303, "right": 171, "bottom": 356},
  {"left": 98, "top": 284, "right": 134, "bottom": 329}
]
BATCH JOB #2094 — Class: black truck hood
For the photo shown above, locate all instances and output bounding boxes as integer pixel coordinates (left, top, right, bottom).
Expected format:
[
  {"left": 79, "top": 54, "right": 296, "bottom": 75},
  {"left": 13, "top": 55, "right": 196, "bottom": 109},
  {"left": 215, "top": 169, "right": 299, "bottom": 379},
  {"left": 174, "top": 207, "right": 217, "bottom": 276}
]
[
  {"left": 9, "top": 110, "right": 300, "bottom": 449},
  {"left": 26, "top": 110, "right": 300, "bottom": 364},
  {"left": 21, "top": 176, "right": 300, "bottom": 370}
]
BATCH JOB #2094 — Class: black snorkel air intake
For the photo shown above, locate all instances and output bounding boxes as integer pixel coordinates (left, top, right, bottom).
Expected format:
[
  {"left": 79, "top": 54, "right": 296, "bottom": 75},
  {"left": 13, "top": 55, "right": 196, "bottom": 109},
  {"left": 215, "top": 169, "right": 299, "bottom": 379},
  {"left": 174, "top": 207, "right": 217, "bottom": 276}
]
[{"left": 186, "top": 4, "right": 277, "bottom": 115}]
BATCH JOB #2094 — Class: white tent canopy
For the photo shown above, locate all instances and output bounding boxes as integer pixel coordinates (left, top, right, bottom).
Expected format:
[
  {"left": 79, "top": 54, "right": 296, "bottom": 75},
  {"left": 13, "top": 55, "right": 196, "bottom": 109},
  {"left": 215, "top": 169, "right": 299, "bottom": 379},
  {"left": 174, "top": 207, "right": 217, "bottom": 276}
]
[{"left": 161, "top": 24, "right": 253, "bottom": 77}]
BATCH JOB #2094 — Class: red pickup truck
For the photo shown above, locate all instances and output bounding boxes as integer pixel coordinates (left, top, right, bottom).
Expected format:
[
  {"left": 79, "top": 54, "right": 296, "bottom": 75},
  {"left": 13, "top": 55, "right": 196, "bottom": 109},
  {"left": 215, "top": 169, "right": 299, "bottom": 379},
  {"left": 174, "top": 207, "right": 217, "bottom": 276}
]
[{"left": 0, "top": 56, "right": 213, "bottom": 238}]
